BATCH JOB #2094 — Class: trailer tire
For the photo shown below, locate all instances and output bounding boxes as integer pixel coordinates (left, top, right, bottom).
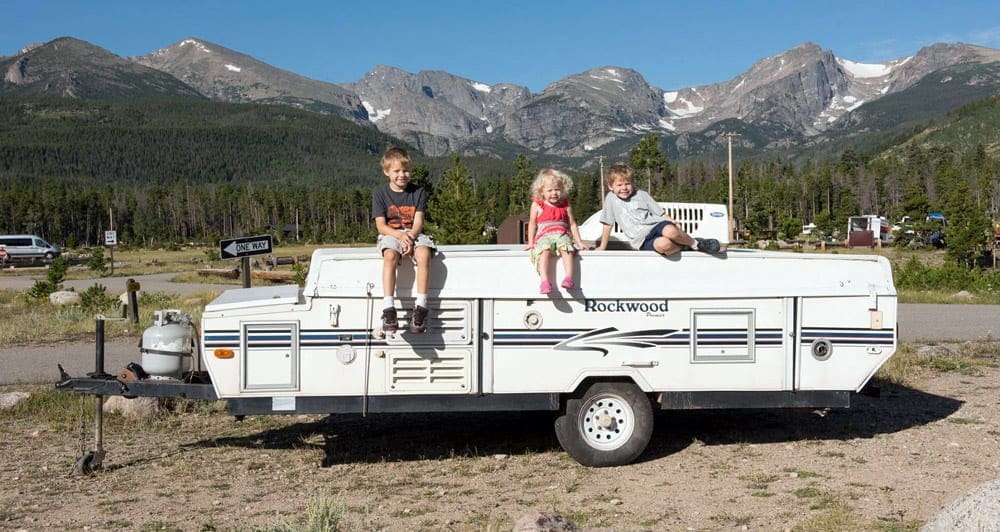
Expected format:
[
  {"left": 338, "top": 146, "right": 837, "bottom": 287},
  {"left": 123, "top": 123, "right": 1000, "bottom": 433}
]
[{"left": 554, "top": 382, "right": 653, "bottom": 467}]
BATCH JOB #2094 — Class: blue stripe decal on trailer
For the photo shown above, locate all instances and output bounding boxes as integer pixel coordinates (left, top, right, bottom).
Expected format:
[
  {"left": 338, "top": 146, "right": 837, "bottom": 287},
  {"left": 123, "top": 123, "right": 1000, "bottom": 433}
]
[
  {"left": 493, "top": 328, "right": 785, "bottom": 355},
  {"left": 800, "top": 328, "right": 895, "bottom": 345}
]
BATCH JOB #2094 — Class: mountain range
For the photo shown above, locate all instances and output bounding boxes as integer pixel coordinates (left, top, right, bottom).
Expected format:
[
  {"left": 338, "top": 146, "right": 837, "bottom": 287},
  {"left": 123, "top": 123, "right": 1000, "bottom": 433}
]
[{"left": 3, "top": 36, "right": 999, "bottom": 162}]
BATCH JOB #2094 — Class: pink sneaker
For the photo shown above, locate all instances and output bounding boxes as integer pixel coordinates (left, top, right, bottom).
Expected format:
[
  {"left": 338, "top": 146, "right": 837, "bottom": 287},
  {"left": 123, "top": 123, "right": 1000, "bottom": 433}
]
[
  {"left": 561, "top": 277, "right": 574, "bottom": 290},
  {"left": 539, "top": 280, "right": 552, "bottom": 294}
]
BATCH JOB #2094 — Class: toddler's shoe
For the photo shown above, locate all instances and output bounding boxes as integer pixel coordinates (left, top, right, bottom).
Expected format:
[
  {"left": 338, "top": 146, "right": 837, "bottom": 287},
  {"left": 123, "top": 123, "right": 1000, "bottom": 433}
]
[
  {"left": 539, "top": 280, "right": 552, "bottom": 294},
  {"left": 695, "top": 237, "right": 721, "bottom": 254},
  {"left": 560, "top": 277, "right": 574, "bottom": 290},
  {"left": 381, "top": 307, "right": 398, "bottom": 333}
]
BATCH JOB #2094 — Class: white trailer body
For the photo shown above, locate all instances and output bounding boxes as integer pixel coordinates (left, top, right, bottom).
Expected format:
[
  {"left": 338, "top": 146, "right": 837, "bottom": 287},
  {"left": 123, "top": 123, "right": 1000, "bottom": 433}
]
[{"left": 193, "top": 245, "right": 896, "bottom": 465}]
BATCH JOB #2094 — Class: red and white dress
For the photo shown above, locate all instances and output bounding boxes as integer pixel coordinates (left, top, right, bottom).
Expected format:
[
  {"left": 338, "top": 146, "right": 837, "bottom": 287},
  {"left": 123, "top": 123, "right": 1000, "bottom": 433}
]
[{"left": 530, "top": 198, "right": 575, "bottom": 266}]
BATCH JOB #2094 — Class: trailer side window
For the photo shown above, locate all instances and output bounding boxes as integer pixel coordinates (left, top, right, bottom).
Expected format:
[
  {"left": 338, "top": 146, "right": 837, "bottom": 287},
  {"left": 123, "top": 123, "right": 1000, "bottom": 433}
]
[{"left": 690, "top": 310, "right": 755, "bottom": 363}]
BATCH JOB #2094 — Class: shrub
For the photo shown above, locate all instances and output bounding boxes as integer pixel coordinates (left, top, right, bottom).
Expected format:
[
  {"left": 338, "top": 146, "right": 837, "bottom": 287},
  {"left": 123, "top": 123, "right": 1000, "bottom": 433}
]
[
  {"left": 80, "top": 283, "right": 120, "bottom": 313},
  {"left": 87, "top": 247, "right": 107, "bottom": 274},
  {"left": 893, "top": 257, "right": 1000, "bottom": 293},
  {"left": 26, "top": 257, "right": 68, "bottom": 301}
]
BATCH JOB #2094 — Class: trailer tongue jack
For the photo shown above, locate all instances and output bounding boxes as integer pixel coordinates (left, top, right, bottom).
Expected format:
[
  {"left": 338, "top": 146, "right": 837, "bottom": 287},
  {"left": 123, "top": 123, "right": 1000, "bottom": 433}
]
[{"left": 55, "top": 315, "right": 216, "bottom": 474}]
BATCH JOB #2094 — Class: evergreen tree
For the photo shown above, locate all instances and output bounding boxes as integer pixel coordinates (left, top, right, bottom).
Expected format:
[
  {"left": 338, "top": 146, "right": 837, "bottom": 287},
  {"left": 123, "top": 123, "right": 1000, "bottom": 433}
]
[
  {"left": 629, "top": 134, "right": 668, "bottom": 197},
  {"left": 507, "top": 154, "right": 536, "bottom": 217},
  {"left": 944, "top": 180, "right": 991, "bottom": 268},
  {"left": 426, "top": 155, "right": 489, "bottom": 244}
]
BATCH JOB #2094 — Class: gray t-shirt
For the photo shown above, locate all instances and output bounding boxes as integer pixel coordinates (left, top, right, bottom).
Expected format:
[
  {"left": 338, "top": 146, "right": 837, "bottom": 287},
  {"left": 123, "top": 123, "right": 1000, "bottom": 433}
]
[{"left": 599, "top": 190, "right": 664, "bottom": 249}]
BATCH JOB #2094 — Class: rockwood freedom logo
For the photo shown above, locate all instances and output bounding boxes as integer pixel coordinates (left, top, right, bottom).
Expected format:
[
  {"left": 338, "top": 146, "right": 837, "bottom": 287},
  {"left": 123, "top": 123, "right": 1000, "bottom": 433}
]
[{"left": 584, "top": 299, "right": 669, "bottom": 312}]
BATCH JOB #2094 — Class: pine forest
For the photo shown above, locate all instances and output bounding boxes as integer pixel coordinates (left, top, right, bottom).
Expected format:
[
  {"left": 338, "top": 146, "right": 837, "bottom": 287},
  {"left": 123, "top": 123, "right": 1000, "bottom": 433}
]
[{"left": 1, "top": 96, "right": 998, "bottom": 268}]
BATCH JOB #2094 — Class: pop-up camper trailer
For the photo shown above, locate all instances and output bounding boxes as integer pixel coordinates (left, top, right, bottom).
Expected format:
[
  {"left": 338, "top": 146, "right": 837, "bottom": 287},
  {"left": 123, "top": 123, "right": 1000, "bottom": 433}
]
[{"left": 58, "top": 205, "right": 897, "bottom": 468}]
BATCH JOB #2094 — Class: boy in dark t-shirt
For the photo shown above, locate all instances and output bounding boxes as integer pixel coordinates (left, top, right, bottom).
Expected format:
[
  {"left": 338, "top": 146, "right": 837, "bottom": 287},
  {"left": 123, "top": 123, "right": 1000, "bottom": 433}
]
[{"left": 372, "top": 147, "right": 436, "bottom": 333}]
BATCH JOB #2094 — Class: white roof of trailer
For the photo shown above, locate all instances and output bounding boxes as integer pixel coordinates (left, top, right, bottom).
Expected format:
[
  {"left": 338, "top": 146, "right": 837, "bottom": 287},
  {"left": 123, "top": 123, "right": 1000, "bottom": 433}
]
[
  {"left": 205, "top": 285, "right": 301, "bottom": 312},
  {"left": 301, "top": 245, "right": 895, "bottom": 300}
]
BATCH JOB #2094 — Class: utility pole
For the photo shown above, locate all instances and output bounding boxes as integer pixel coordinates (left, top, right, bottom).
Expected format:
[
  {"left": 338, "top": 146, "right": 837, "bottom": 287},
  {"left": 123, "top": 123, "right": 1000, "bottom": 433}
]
[
  {"left": 598, "top": 156, "right": 605, "bottom": 208},
  {"left": 725, "top": 133, "right": 740, "bottom": 241},
  {"left": 108, "top": 207, "right": 115, "bottom": 275}
]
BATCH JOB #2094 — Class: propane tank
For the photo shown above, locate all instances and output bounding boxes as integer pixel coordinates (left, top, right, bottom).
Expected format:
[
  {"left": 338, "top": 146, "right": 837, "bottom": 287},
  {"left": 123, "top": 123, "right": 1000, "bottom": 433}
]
[{"left": 140, "top": 310, "right": 193, "bottom": 379}]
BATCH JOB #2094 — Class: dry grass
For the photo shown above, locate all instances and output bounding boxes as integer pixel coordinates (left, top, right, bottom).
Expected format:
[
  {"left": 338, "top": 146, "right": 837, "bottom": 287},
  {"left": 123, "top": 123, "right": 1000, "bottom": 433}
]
[
  {"left": 875, "top": 341, "right": 999, "bottom": 387},
  {"left": 0, "top": 288, "right": 220, "bottom": 346}
]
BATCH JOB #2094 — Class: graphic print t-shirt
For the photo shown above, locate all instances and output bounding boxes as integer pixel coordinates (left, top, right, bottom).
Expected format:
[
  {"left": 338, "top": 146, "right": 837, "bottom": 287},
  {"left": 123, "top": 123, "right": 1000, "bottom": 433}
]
[{"left": 371, "top": 183, "right": 428, "bottom": 230}]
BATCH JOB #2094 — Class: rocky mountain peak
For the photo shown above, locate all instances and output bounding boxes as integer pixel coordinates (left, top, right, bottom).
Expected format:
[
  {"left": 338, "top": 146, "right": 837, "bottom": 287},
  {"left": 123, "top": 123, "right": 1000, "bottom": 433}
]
[
  {"left": 0, "top": 36, "right": 202, "bottom": 99},
  {"left": 136, "top": 37, "right": 368, "bottom": 121},
  {"left": 16, "top": 42, "right": 45, "bottom": 55},
  {"left": 345, "top": 65, "right": 531, "bottom": 155}
]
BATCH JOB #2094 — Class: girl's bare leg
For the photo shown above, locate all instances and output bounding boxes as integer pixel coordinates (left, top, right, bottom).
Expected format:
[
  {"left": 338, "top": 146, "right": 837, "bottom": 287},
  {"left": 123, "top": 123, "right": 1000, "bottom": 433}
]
[
  {"left": 560, "top": 250, "right": 574, "bottom": 283},
  {"left": 537, "top": 250, "right": 553, "bottom": 283}
]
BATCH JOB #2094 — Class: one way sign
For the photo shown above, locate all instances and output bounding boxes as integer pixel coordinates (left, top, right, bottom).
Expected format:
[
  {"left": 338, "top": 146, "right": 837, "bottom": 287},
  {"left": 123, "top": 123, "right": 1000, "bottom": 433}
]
[{"left": 220, "top": 235, "right": 273, "bottom": 259}]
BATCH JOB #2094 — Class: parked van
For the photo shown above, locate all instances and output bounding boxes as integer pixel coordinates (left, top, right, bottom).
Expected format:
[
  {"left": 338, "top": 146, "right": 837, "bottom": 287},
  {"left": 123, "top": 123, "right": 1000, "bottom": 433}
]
[{"left": 0, "top": 235, "right": 61, "bottom": 261}]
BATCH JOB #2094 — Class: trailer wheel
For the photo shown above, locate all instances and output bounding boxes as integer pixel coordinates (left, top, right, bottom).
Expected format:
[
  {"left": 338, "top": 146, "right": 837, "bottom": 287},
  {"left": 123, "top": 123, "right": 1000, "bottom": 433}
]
[{"left": 554, "top": 382, "right": 653, "bottom": 467}]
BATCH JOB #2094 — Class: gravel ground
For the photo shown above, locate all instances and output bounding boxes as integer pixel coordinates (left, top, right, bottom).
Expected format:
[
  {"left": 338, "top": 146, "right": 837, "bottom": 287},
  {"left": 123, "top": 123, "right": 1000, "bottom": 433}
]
[{"left": 1, "top": 345, "right": 997, "bottom": 531}]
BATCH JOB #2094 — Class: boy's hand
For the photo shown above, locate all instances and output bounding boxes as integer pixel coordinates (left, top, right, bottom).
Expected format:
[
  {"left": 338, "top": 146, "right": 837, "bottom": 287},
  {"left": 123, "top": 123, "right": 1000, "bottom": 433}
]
[{"left": 397, "top": 230, "right": 413, "bottom": 255}]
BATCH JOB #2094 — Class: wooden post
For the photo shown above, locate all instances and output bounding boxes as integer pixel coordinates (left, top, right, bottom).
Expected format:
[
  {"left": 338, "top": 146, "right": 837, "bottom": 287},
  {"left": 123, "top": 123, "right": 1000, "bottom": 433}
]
[
  {"left": 126, "top": 278, "right": 140, "bottom": 324},
  {"left": 241, "top": 257, "right": 251, "bottom": 288}
]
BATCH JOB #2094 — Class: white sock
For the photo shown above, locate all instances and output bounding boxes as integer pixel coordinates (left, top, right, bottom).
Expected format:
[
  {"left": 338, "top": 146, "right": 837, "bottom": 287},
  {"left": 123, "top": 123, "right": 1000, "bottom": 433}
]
[
  {"left": 690, "top": 239, "right": 699, "bottom": 249},
  {"left": 415, "top": 294, "right": 427, "bottom": 307},
  {"left": 383, "top": 297, "right": 394, "bottom": 309}
]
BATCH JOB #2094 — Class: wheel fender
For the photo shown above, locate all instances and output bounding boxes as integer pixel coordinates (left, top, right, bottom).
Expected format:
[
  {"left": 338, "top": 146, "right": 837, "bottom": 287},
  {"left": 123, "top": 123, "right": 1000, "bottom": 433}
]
[{"left": 565, "top": 369, "right": 654, "bottom": 396}]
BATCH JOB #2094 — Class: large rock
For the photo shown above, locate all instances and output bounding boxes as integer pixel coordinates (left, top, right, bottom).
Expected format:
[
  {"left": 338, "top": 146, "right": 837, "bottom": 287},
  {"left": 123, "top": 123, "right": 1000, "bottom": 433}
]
[
  {"left": 0, "top": 391, "right": 30, "bottom": 410},
  {"left": 49, "top": 290, "right": 81, "bottom": 306},
  {"left": 922, "top": 479, "right": 1000, "bottom": 531},
  {"left": 103, "top": 395, "right": 162, "bottom": 421},
  {"left": 513, "top": 512, "right": 576, "bottom": 531}
]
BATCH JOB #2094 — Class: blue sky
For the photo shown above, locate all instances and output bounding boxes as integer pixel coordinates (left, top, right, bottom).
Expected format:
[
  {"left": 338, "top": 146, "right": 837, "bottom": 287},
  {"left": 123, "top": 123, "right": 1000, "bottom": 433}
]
[{"left": 7, "top": 0, "right": 1000, "bottom": 92}]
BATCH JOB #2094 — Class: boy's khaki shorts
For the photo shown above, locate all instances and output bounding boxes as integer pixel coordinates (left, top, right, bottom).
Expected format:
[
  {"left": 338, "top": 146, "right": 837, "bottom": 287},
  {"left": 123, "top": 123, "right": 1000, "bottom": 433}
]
[{"left": 377, "top": 232, "right": 437, "bottom": 257}]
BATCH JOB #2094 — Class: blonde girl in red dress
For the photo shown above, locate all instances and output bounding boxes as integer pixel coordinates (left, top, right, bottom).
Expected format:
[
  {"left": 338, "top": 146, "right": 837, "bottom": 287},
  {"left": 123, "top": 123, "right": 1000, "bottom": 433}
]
[{"left": 524, "top": 168, "right": 588, "bottom": 294}]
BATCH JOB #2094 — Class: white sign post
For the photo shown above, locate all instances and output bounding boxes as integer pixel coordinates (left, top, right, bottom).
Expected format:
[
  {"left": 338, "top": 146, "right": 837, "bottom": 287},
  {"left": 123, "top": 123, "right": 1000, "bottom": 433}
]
[{"left": 104, "top": 230, "right": 117, "bottom": 275}]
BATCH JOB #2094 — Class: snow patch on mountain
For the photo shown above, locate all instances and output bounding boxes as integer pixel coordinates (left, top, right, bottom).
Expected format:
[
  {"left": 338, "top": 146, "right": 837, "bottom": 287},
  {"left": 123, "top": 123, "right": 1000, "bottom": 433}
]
[
  {"left": 179, "top": 39, "right": 211, "bottom": 53},
  {"left": 225, "top": 64, "right": 241, "bottom": 73},
  {"left": 814, "top": 93, "right": 866, "bottom": 126},
  {"left": 471, "top": 82, "right": 491, "bottom": 93},
  {"left": 658, "top": 118, "right": 676, "bottom": 132},
  {"left": 361, "top": 101, "right": 390, "bottom": 122},
  {"left": 590, "top": 70, "right": 625, "bottom": 84},
  {"left": 663, "top": 91, "right": 704, "bottom": 117},
  {"left": 839, "top": 58, "right": 892, "bottom": 78}
]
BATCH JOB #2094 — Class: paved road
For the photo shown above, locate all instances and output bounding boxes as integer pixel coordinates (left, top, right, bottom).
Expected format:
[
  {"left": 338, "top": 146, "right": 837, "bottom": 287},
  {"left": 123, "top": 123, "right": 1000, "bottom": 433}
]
[
  {"left": 0, "top": 272, "right": 997, "bottom": 384},
  {"left": 0, "top": 271, "right": 233, "bottom": 295}
]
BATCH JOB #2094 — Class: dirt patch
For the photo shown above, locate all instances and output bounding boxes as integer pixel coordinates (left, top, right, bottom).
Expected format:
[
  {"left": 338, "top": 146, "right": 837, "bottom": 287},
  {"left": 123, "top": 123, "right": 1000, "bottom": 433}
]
[{"left": 2, "top": 351, "right": 998, "bottom": 531}]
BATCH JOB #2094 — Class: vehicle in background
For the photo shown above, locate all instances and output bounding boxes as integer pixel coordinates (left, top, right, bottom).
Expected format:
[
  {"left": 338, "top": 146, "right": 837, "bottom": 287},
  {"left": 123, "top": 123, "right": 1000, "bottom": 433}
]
[
  {"left": 0, "top": 235, "right": 61, "bottom": 261},
  {"left": 891, "top": 213, "right": 948, "bottom": 248},
  {"left": 846, "top": 215, "right": 891, "bottom": 248},
  {"left": 891, "top": 216, "right": 914, "bottom": 235},
  {"left": 578, "top": 202, "right": 730, "bottom": 249},
  {"left": 925, "top": 212, "right": 948, "bottom": 226}
]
